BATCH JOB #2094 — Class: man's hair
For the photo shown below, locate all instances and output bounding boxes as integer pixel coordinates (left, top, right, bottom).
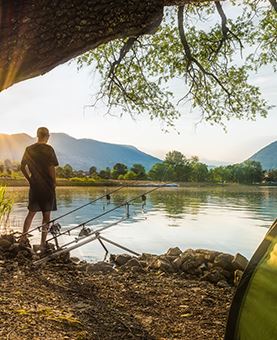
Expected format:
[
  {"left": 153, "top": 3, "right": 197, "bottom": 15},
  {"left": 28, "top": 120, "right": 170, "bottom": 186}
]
[{"left": 37, "top": 127, "right": 50, "bottom": 139}]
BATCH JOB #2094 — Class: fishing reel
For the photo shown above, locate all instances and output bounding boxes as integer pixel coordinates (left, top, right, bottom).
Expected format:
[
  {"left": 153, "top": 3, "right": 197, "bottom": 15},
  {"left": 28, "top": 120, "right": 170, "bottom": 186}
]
[
  {"left": 49, "top": 222, "right": 62, "bottom": 237},
  {"left": 78, "top": 225, "right": 92, "bottom": 237},
  {"left": 48, "top": 222, "right": 62, "bottom": 250}
]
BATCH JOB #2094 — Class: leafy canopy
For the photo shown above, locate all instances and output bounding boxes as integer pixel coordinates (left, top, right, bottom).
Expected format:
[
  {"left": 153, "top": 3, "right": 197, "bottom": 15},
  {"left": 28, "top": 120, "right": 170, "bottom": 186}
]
[{"left": 77, "top": 0, "right": 276, "bottom": 128}]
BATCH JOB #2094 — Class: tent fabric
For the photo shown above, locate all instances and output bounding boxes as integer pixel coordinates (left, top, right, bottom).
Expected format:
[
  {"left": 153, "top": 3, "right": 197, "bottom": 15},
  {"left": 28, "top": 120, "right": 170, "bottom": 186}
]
[{"left": 225, "top": 219, "right": 277, "bottom": 340}]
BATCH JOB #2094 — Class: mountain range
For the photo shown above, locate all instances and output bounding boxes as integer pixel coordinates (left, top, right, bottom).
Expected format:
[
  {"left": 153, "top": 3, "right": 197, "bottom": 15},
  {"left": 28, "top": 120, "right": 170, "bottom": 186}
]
[
  {"left": 248, "top": 141, "right": 277, "bottom": 170},
  {"left": 0, "top": 133, "right": 276, "bottom": 171},
  {"left": 0, "top": 133, "right": 161, "bottom": 170}
]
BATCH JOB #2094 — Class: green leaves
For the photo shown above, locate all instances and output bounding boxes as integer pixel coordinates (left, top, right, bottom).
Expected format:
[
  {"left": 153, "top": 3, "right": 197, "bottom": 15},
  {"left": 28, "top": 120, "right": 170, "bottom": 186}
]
[
  {"left": 76, "top": 1, "right": 276, "bottom": 128},
  {"left": 209, "top": 160, "right": 264, "bottom": 184},
  {"left": 148, "top": 151, "right": 208, "bottom": 182},
  {"left": 247, "top": 8, "right": 277, "bottom": 71}
]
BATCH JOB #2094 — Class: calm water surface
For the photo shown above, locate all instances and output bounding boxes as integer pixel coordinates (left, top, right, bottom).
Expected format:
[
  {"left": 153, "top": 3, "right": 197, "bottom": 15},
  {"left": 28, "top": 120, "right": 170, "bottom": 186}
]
[{"left": 4, "top": 186, "right": 277, "bottom": 261}]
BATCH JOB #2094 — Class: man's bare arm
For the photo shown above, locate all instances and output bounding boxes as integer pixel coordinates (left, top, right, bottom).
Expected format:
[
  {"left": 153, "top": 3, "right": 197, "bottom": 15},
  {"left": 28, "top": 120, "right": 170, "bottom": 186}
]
[
  {"left": 49, "top": 165, "right": 56, "bottom": 187},
  {"left": 20, "top": 162, "right": 31, "bottom": 184}
]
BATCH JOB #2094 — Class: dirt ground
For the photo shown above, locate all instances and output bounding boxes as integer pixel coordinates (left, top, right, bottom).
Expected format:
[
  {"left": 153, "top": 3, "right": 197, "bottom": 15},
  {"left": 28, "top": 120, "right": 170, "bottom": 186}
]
[{"left": 0, "top": 259, "right": 234, "bottom": 340}]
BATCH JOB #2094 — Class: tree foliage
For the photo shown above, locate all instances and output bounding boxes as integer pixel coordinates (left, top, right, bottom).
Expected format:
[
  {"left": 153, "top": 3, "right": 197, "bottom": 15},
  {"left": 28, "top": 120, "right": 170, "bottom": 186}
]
[
  {"left": 89, "top": 166, "right": 97, "bottom": 176},
  {"left": 149, "top": 151, "right": 209, "bottom": 182},
  {"left": 98, "top": 167, "right": 111, "bottom": 179},
  {"left": 77, "top": 0, "right": 276, "bottom": 128},
  {"left": 130, "top": 164, "right": 147, "bottom": 179},
  {"left": 266, "top": 169, "right": 277, "bottom": 182},
  {"left": 111, "top": 163, "right": 128, "bottom": 179},
  {"left": 15, "top": 155, "right": 269, "bottom": 183},
  {"left": 148, "top": 151, "right": 264, "bottom": 183},
  {"left": 62, "top": 164, "right": 74, "bottom": 179},
  {"left": 123, "top": 170, "right": 137, "bottom": 180},
  {"left": 209, "top": 160, "right": 263, "bottom": 183}
]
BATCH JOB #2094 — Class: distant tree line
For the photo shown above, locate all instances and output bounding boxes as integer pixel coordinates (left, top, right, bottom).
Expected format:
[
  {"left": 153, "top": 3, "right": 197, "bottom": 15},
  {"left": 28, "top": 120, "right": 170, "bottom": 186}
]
[
  {"left": 55, "top": 162, "right": 148, "bottom": 181},
  {"left": 264, "top": 169, "right": 277, "bottom": 183},
  {"left": 0, "top": 159, "right": 21, "bottom": 174},
  {"left": 208, "top": 161, "right": 264, "bottom": 184},
  {"left": 0, "top": 152, "right": 277, "bottom": 184},
  {"left": 0, "top": 159, "right": 22, "bottom": 179},
  {"left": 50, "top": 151, "right": 275, "bottom": 184},
  {"left": 147, "top": 151, "right": 268, "bottom": 184}
]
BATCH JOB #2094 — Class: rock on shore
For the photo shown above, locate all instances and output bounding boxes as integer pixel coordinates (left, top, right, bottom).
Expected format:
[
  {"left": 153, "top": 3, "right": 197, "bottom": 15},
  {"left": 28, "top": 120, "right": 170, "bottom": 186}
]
[
  {"left": 0, "top": 234, "right": 239, "bottom": 339},
  {"left": 0, "top": 235, "right": 248, "bottom": 288},
  {"left": 110, "top": 247, "right": 248, "bottom": 287}
]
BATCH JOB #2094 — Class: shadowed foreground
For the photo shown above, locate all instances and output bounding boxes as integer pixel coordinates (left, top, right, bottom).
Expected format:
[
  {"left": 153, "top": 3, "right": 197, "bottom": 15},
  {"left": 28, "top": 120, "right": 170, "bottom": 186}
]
[{"left": 0, "top": 255, "right": 233, "bottom": 340}]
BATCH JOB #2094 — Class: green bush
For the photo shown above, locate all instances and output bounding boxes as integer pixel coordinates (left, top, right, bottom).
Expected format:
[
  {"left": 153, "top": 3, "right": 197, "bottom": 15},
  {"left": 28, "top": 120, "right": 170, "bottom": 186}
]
[
  {"left": 124, "top": 171, "right": 137, "bottom": 180},
  {"left": 69, "top": 177, "right": 95, "bottom": 183}
]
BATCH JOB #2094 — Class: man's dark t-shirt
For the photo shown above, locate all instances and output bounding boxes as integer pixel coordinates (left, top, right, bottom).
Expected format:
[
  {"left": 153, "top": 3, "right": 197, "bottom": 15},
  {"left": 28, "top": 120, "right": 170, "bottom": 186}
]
[{"left": 21, "top": 143, "right": 59, "bottom": 212}]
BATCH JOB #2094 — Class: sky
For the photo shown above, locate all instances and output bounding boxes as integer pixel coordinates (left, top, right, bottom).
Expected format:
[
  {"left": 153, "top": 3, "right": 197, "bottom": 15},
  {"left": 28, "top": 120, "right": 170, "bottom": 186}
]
[
  {"left": 0, "top": 61, "right": 275, "bottom": 164},
  {"left": 0, "top": 6, "right": 276, "bottom": 164}
]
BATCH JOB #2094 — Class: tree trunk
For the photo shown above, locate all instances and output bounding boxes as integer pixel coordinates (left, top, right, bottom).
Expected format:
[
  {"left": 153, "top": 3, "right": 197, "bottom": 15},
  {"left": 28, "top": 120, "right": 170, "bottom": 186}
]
[{"left": 0, "top": 0, "right": 210, "bottom": 90}]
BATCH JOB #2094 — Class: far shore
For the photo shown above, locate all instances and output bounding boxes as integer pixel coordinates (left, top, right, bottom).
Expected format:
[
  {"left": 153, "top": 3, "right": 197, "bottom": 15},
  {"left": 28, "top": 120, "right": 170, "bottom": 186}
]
[{"left": 1, "top": 178, "right": 276, "bottom": 188}]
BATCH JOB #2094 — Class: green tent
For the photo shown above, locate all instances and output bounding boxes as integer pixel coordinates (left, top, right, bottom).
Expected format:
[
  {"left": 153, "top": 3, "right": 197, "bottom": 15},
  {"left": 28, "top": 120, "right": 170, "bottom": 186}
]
[{"left": 225, "top": 219, "right": 277, "bottom": 340}]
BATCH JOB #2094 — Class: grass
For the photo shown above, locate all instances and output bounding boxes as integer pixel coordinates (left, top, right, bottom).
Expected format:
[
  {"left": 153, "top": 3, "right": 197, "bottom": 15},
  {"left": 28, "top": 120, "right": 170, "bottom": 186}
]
[{"left": 0, "top": 186, "right": 13, "bottom": 233}]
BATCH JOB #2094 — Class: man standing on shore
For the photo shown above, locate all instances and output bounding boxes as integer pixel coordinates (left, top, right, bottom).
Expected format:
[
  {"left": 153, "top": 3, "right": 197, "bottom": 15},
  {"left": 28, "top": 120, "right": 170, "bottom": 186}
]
[{"left": 20, "top": 127, "right": 59, "bottom": 251}]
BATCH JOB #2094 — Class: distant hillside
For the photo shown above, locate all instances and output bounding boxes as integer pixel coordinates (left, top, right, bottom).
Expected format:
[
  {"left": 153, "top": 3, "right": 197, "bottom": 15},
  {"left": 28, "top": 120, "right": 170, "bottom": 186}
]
[
  {"left": 248, "top": 141, "right": 277, "bottom": 170},
  {"left": 0, "top": 133, "right": 32, "bottom": 161},
  {"left": 0, "top": 133, "right": 161, "bottom": 170}
]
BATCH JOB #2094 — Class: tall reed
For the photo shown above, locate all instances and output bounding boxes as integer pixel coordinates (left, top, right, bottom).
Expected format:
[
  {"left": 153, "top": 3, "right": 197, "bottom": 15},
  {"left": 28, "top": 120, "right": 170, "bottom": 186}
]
[{"left": 0, "top": 187, "right": 13, "bottom": 234}]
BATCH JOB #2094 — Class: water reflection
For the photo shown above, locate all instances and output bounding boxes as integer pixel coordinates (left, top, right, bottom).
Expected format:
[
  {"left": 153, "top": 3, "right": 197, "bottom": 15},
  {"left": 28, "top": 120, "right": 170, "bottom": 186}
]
[
  {"left": 4, "top": 186, "right": 277, "bottom": 260},
  {"left": 150, "top": 190, "right": 207, "bottom": 217}
]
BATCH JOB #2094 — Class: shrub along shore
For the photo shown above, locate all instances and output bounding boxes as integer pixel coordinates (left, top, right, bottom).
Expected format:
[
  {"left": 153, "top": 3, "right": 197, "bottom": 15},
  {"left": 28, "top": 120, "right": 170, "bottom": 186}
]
[{"left": 0, "top": 234, "right": 244, "bottom": 339}]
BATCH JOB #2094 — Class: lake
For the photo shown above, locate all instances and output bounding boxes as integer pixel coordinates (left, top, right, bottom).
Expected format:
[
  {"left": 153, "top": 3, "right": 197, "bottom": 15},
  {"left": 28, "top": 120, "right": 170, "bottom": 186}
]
[{"left": 4, "top": 185, "right": 277, "bottom": 261}]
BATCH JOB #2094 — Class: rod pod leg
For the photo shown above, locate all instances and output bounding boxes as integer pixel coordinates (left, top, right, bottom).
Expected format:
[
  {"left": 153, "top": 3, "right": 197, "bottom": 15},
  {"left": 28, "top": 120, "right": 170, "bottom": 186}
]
[
  {"left": 98, "top": 236, "right": 140, "bottom": 257},
  {"left": 97, "top": 236, "right": 109, "bottom": 261}
]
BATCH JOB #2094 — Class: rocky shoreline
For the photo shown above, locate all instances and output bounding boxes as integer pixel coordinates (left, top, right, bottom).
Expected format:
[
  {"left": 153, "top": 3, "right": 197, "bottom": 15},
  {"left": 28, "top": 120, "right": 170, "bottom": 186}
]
[
  {"left": 75, "top": 247, "right": 247, "bottom": 290},
  {"left": 0, "top": 234, "right": 242, "bottom": 339},
  {"left": 111, "top": 247, "right": 247, "bottom": 287}
]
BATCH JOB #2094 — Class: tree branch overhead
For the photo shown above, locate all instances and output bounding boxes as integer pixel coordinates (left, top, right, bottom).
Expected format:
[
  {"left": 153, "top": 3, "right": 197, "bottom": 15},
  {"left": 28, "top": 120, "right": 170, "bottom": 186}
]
[
  {"left": 0, "top": 0, "right": 215, "bottom": 91},
  {"left": 0, "top": 0, "right": 165, "bottom": 90},
  {"left": 0, "top": 0, "right": 275, "bottom": 128}
]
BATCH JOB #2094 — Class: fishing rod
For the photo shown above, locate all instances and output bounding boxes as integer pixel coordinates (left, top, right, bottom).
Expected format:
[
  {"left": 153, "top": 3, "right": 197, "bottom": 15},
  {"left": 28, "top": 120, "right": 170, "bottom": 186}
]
[
  {"left": 33, "top": 182, "right": 176, "bottom": 266},
  {"left": 33, "top": 217, "right": 141, "bottom": 266},
  {"left": 17, "top": 157, "right": 176, "bottom": 239},
  {"left": 46, "top": 182, "right": 170, "bottom": 245},
  {"left": 15, "top": 183, "right": 133, "bottom": 239}
]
